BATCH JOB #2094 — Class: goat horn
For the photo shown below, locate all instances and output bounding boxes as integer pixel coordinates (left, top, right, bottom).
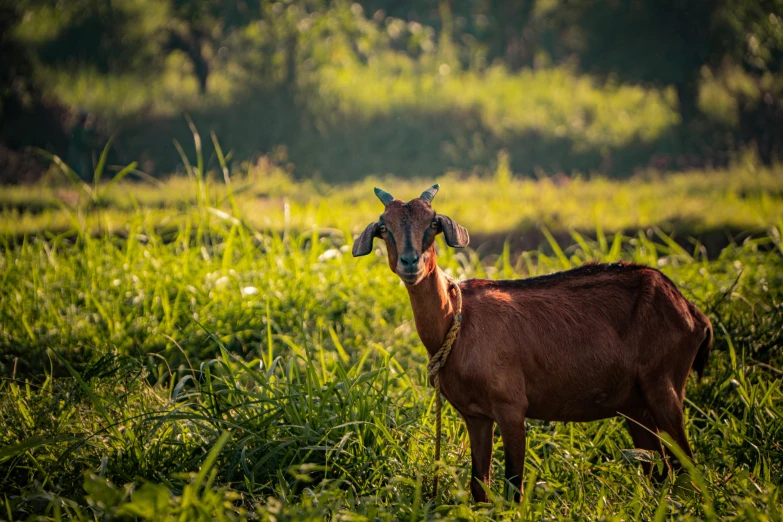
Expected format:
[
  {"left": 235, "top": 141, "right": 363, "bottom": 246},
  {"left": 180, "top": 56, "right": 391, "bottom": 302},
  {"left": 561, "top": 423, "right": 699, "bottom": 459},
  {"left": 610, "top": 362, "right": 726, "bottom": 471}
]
[
  {"left": 374, "top": 187, "right": 394, "bottom": 206},
  {"left": 419, "top": 184, "right": 440, "bottom": 203}
]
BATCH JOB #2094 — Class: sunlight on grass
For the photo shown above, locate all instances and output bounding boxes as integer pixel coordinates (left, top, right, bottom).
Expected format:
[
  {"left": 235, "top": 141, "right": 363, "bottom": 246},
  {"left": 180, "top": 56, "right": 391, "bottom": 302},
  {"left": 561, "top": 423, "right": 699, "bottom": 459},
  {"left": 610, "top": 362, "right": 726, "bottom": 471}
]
[
  {"left": 317, "top": 63, "right": 677, "bottom": 148},
  {"left": 2, "top": 158, "right": 782, "bottom": 240}
]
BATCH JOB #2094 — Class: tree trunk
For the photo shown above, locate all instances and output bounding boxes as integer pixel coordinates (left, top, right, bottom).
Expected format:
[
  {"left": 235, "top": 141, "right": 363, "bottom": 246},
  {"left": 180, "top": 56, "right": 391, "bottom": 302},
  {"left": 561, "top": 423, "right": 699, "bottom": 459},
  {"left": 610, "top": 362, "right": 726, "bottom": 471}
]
[
  {"left": 167, "top": 28, "right": 210, "bottom": 94},
  {"left": 675, "top": 78, "right": 700, "bottom": 126},
  {"left": 284, "top": 34, "right": 297, "bottom": 92},
  {"left": 491, "top": 0, "right": 535, "bottom": 71},
  {"left": 189, "top": 30, "right": 209, "bottom": 94}
]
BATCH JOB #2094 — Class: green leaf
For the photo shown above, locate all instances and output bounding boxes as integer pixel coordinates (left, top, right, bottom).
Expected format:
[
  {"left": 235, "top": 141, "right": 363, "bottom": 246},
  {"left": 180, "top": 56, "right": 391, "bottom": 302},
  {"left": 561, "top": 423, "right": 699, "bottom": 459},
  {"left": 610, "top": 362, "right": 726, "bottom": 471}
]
[
  {"left": 0, "top": 435, "right": 77, "bottom": 460},
  {"left": 116, "top": 482, "right": 171, "bottom": 518},
  {"left": 93, "top": 135, "right": 116, "bottom": 188}
]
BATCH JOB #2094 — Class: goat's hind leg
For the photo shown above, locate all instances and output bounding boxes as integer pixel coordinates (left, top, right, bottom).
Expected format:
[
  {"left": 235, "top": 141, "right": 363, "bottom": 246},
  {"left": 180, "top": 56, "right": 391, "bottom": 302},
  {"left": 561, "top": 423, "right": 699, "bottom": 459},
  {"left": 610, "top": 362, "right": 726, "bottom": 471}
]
[
  {"left": 640, "top": 380, "right": 694, "bottom": 473},
  {"left": 465, "top": 415, "right": 494, "bottom": 503},
  {"left": 623, "top": 408, "right": 666, "bottom": 481}
]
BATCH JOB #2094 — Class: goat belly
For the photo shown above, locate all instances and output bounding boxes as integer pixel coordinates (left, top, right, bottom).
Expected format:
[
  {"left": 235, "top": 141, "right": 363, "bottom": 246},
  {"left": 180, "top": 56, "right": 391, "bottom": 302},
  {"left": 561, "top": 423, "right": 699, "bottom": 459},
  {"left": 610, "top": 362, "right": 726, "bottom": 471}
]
[
  {"left": 521, "top": 343, "right": 640, "bottom": 422},
  {"left": 525, "top": 389, "right": 638, "bottom": 422},
  {"left": 522, "top": 340, "right": 639, "bottom": 422}
]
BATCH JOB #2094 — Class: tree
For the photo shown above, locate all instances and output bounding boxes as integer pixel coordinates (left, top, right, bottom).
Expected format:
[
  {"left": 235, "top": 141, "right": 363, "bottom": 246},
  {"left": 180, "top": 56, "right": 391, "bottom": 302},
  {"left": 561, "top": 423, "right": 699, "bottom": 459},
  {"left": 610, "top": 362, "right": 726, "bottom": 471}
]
[
  {"left": 713, "top": 0, "right": 783, "bottom": 76},
  {"left": 550, "top": 0, "right": 713, "bottom": 125},
  {"left": 0, "top": 2, "right": 66, "bottom": 157},
  {"left": 19, "top": 0, "right": 166, "bottom": 75},
  {"left": 166, "top": 0, "right": 262, "bottom": 94},
  {"left": 12, "top": 0, "right": 263, "bottom": 95},
  {"left": 550, "top": 0, "right": 783, "bottom": 127},
  {"left": 486, "top": 0, "right": 537, "bottom": 71}
]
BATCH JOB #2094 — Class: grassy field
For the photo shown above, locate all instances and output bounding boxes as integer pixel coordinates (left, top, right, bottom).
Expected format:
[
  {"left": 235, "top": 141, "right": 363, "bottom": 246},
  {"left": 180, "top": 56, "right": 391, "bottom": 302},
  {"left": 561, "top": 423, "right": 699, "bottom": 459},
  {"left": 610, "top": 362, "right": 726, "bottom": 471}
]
[
  {"left": 2, "top": 148, "right": 782, "bottom": 240},
  {"left": 0, "top": 150, "right": 782, "bottom": 519}
]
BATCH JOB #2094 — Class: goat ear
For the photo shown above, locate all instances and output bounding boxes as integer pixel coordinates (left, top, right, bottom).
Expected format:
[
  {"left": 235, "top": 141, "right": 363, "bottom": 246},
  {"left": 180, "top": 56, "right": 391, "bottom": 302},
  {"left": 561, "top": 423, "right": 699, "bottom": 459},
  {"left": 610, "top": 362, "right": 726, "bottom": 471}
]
[
  {"left": 352, "top": 221, "right": 381, "bottom": 257},
  {"left": 437, "top": 214, "right": 469, "bottom": 248}
]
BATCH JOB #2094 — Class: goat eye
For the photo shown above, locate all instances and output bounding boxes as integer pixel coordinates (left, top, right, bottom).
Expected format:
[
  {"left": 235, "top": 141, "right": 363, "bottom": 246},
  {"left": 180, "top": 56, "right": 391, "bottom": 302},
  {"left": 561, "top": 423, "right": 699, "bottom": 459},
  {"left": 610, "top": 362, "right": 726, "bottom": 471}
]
[
  {"left": 431, "top": 220, "right": 438, "bottom": 229},
  {"left": 379, "top": 224, "right": 386, "bottom": 233}
]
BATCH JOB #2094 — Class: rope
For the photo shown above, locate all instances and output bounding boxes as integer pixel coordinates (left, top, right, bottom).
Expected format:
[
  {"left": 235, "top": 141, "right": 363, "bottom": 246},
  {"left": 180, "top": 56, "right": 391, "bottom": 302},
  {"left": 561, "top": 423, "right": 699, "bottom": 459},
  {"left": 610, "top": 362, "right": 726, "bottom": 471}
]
[{"left": 426, "top": 276, "right": 463, "bottom": 499}]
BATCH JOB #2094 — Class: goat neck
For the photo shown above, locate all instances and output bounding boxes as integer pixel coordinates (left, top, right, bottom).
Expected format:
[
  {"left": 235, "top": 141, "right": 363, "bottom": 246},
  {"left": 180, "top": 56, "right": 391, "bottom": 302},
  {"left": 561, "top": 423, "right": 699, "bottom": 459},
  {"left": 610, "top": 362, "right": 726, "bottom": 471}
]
[{"left": 405, "top": 251, "right": 457, "bottom": 357}]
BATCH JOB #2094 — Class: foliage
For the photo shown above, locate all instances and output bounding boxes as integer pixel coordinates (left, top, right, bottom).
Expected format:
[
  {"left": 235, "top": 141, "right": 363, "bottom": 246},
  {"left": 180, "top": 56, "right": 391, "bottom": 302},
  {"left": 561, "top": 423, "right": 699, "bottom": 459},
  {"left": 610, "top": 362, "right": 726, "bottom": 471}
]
[
  {"left": 13, "top": 0, "right": 167, "bottom": 74},
  {"left": 714, "top": 0, "right": 783, "bottom": 75},
  {"left": 532, "top": 0, "right": 783, "bottom": 125}
]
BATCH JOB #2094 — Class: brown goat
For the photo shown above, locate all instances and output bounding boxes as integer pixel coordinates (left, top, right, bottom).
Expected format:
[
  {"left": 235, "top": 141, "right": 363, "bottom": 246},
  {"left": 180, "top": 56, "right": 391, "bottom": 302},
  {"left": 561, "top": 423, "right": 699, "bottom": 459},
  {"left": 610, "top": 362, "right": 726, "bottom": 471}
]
[{"left": 353, "top": 185, "right": 713, "bottom": 502}]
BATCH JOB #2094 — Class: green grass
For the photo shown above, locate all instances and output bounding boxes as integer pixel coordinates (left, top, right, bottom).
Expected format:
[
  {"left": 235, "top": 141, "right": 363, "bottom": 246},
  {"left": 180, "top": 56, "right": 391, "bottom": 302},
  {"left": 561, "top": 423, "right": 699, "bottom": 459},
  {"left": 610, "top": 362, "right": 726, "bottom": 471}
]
[
  {"left": 0, "top": 148, "right": 782, "bottom": 519},
  {"left": 314, "top": 61, "right": 676, "bottom": 150},
  {"left": 3, "top": 152, "right": 783, "bottom": 240}
]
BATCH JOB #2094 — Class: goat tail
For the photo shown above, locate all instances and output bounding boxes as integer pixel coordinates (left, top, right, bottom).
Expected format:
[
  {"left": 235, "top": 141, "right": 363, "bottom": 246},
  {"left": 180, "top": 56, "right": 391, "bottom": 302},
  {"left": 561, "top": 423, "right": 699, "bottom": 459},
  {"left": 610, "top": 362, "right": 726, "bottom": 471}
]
[{"left": 692, "top": 321, "right": 713, "bottom": 379}]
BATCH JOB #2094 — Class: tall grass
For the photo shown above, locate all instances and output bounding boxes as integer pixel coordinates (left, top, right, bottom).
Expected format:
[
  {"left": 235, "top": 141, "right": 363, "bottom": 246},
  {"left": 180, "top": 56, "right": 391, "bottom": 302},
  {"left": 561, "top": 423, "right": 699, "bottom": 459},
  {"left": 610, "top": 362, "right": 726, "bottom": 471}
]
[
  {"left": 2, "top": 157, "right": 783, "bottom": 239},
  {"left": 0, "top": 142, "right": 781, "bottom": 520}
]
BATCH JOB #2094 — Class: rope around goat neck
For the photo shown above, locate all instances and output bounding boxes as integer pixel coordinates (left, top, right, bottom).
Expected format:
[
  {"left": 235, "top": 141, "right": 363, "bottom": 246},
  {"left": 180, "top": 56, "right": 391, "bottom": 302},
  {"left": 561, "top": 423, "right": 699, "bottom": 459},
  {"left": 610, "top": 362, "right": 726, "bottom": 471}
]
[{"left": 426, "top": 276, "right": 463, "bottom": 499}]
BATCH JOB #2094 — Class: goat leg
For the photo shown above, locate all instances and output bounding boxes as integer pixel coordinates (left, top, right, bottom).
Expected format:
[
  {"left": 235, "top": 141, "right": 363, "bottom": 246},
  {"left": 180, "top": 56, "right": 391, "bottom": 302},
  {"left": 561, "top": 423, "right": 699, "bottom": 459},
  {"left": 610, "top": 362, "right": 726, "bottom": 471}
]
[
  {"left": 465, "top": 415, "right": 494, "bottom": 503},
  {"left": 496, "top": 407, "right": 527, "bottom": 502},
  {"left": 623, "top": 408, "right": 666, "bottom": 480},
  {"left": 641, "top": 380, "right": 694, "bottom": 472}
]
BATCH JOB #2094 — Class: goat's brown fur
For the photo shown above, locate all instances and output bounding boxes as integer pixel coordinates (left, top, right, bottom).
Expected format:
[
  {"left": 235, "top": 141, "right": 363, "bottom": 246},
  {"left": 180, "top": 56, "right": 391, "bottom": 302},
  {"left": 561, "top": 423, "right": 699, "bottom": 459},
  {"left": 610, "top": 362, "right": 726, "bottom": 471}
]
[{"left": 353, "top": 186, "right": 712, "bottom": 502}]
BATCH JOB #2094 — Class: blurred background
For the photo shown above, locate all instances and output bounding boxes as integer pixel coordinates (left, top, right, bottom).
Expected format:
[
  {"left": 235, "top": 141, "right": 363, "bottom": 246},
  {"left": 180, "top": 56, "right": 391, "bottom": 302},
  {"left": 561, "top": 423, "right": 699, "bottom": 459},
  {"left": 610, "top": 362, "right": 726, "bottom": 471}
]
[{"left": 1, "top": 0, "right": 782, "bottom": 184}]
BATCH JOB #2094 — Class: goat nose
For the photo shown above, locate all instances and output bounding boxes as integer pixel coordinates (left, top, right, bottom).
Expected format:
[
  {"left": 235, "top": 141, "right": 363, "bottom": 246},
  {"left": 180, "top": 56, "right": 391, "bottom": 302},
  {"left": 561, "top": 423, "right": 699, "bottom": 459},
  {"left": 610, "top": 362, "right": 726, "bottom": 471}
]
[{"left": 400, "top": 254, "right": 420, "bottom": 266}]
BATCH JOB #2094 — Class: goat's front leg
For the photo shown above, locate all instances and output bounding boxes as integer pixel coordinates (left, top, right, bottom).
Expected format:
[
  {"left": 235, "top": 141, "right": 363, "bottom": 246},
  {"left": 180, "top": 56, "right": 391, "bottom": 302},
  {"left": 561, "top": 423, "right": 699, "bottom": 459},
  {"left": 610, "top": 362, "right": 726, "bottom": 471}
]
[
  {"left": 464, "top": 415, "right": 494, "bottom": 502},
  {"left": 496, "top": 407, "right": 527, "bottom": 502}
]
